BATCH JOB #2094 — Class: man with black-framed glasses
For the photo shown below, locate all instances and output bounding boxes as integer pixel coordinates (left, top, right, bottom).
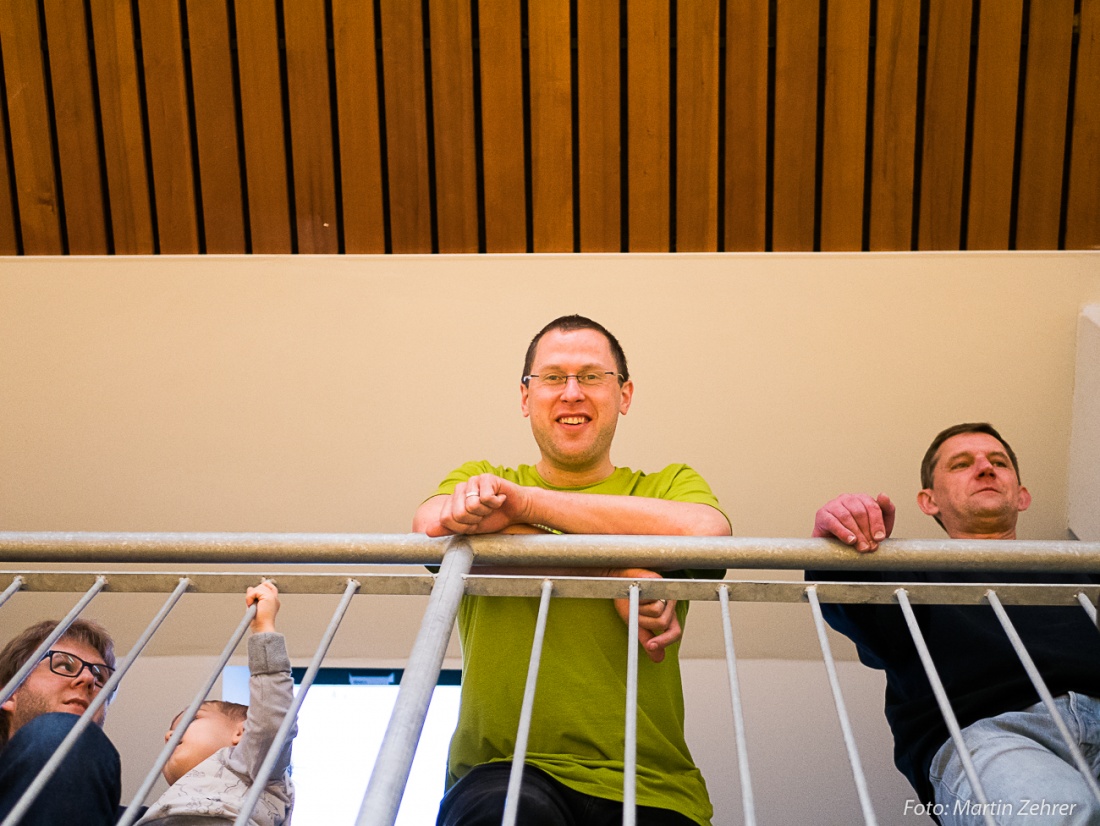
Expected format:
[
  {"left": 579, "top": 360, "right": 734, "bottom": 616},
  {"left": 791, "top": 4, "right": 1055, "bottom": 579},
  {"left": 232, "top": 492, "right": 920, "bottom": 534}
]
[
  {"left": 0, "top": 618, "right": 123, "bottom": 825},
  {"left": 414, "top": 314, "right": 731, "bottom": 826}
]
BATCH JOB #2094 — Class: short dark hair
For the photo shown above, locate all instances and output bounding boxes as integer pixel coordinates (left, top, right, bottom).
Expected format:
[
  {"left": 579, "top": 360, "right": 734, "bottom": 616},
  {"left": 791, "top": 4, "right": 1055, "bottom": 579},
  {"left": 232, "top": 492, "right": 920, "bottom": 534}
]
[
  {"left": 522, "top": 315, "right": 629, "bottom": 382},
  {"left": 0, "top": 618, "right": 116, "bottom": 748}
]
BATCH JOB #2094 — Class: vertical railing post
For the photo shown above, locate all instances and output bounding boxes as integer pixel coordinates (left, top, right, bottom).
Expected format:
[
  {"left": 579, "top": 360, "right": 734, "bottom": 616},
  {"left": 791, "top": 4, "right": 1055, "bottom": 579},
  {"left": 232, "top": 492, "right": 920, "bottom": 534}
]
[
  {"left": 718, "top": 585, "right": 756, "bottom": 826},
  {"left": 357, "top": 537, "right": 473, "bottom": 826}
]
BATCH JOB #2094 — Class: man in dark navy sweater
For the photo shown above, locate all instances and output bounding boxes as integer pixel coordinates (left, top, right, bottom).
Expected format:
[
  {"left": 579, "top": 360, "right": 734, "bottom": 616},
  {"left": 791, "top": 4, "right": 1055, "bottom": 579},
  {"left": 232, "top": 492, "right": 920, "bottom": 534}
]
[{"left": 808, "top": 422, "right": 1100, "bottom": 825}]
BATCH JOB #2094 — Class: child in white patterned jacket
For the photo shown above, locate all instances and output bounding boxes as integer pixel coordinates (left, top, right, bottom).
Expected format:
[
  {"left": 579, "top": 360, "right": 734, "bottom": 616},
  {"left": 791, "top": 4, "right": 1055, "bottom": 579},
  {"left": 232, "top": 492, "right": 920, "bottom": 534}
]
[{"left": 140, "top": 581, "right": 295, "bottom": 826}]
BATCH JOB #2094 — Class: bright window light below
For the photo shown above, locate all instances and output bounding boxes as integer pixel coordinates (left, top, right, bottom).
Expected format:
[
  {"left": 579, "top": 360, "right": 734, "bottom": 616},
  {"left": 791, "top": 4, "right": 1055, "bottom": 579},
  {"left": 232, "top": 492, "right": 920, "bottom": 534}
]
[{"left": 223, "top": 668, "right": 461, "bottom": 825}]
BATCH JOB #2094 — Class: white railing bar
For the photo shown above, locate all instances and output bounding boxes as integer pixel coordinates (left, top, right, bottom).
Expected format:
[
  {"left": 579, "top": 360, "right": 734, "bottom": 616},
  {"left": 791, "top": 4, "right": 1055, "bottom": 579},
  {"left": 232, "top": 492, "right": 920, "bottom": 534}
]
[
  {"left": 622, "top": 584, "right": 639, "bottom": 826},
  {"left": 984, "top": 590, "right": 1100, "bottom": 805},
  {"left": 718, "top": 586, "right": 756, "bottom": 826},
  {"left": 895, "top": 589, "right": 996, "bottom": 826},
  {"left": 234, "top": 578, "right": 362, "bottom": 826},
  {"left": 357, "top": 538, "right": 473, "bottom": 826},
  {"left": 119, "top": 598, "right": 258, "bottom": 826},
  {"left": 1079, "top": 591, "right": 1099, "bottom": 625},
  {"left": 806, "top": 586, "right": 877, "bottom": 825},
  {"left": 0, "top": 576, "right": 23, "bottom": 609},
  {"left": 3, "top": 532, "right": 1100, "bottom": 572},
  {"left": 502, "top": 579, "right": 554, "bottom": 826},
  {"left": 0, "top": 576, "right": 107, "bottom": 708},
  {"left": 4, "top": 577, "right": 190, "bottom": 826}
]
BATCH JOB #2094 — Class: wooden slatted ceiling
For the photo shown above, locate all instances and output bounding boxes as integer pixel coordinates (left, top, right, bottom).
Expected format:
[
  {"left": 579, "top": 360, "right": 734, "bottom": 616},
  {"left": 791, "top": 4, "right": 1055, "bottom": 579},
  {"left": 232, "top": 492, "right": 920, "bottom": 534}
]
[{"left": 0, "top": 0, "right": 1097, "bottom": 256}]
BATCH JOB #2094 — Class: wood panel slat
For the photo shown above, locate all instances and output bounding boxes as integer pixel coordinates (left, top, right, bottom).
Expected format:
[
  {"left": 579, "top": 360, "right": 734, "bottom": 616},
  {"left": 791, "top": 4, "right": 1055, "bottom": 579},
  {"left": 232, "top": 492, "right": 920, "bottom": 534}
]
[
  {"left": 138, "top": 0, "right": 199, "bottom": 253},
  {"left": 820, "top": 0, "right": 870, "bottom": 251},
  {"left": 528, "top": 0, "right": 572, "bottom": 252},
  {"left": 0, "top": 80, "right": 16, "bottom": 253},
  {"left": 772, "top": 0, "right": 819, "bottom": 251},
  {"left": 724, "top": 0, "right": 767, "bottom": 251},
  {"left": 869, "top": 0, "right": 919, "bottom": 250},
  {"left": 918, "top": 0, "right": 971, "bottom": 250},
  {"left": 478, "top": 0, "right": 525, "bottom": 252},
  {"left": 1015, "top": 0, "right": 1074, "bottom": 250},
  {"left": 43, "top": 1, "right": 107, "bottom": 253},
  {"left": 379, "top": 0, "right": 431, "bottom": 253},
  {"left": 966, "top": 0, "right": 1022, "bottom": 250},
  {"left": 332, "top": 0, "right": 384, "bottom": 253},
  {"left": 0, "top": 2, "right": 62, "bottom": 253},
  {"left": 89, "top": 0, "right": 153, "bottom": 254},
  {"left": 284, "top": 0, "right": 339, "bottom": 253},
  {"left": 234, "top": 1, "right": 291, "bottom": 253},
  {"left": 1065, "top": 0, "right": 1100, "bottom": 249},
  {"left": 626, "top": 0, "right": 669, "bottom": 251},
  {"left": 429, "top": 0, "right": 478, "bottom": 252},
  {"left": 577, "top": 0, "right": 619, "bottom": 251},
  {"left": 676, "top": 0, "right": 719, "bottom": 251},
  {"left": 186, "top": 0, "right": 245, "bottom": 253}
]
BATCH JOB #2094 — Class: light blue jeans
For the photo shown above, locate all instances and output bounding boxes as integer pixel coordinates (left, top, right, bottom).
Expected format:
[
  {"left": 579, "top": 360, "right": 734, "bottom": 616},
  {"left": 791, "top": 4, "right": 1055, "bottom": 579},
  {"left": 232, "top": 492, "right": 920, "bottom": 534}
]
[{"left": 930, "top": 693, "right": 1100, "bottom": 825}]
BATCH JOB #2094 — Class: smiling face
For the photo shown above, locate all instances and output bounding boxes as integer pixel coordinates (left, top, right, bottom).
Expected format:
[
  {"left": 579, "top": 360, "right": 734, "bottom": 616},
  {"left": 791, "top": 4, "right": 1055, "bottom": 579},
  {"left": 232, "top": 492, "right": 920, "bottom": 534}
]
[
  {"left": 0, "top": 637, "right": 109, "bottom": 736},
  {"left": 163, "top": 703, "right": 244, "bottom": 786},
  {"left": 917, "top": 431, "right": 1031, "bottom": 539},
  {"left": 520, "top": 327, "right": 633, "bottom": 486}
]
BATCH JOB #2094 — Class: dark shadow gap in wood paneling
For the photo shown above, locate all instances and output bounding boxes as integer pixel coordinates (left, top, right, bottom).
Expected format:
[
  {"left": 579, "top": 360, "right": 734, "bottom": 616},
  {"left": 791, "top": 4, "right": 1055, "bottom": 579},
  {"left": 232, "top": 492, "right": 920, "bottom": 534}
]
[
  {"left": 569, "top": 0, "right": 580, "bottom": 253},
  {"left": 715, "top": 0, "right": 726, "bottom": 252},
  {"left": 0, "top": 28, "right": 24, "bottom": 254},
  {"left": 130, "top": 0, "right": 160, "bottom": 253},
  {"left": 1008, "top": 0, "right": 1030, "bottom": 250},
  {"left": 471, "top": 0, "right": 487, "bottom": 253},
  {"left": 910, "top": 0, "right": 930, "bottom": 250},
  {"left": 765, "top": 0, "right": 776, "bottom": 251},
  {"left": 618, "top": 0, "right": 628, "bottom": 252},
  {"left": 420, "top": 0, "right": 438, "bottom": 254},
  {"left": 668, "top": 0, "right": 676, "bottom": 251},
  {"left": 38, "top": 0, "right": 69, "bottom": 254},
  {"left": 372, "top": 0, "right": 393, "bottom": 254},
  {"left": 226, "top": 0, "right": 252, "bottom": 253},
  {"left": 813, "top": 0, "right": 827, "bottom": 252},
  {"left": 178, "top": 0, "right": 206, "bottom": 254},
  {"left": 520, "top": 0, "right": 533, "bottom": 253},
  {"left": 85, "top": 0, "right": 115, "bottom": 254},
  {"left": 1057, "top": 0, "right": 1082, "bottom": 250},
  {"left": 861, "top": 0, "right": 877, "bottom": 251},
  {"left": 275, "top": 0, "right": 298, "bottom": 253},
  {"left": 325, "top": 0, "right": 345, "bottom": 253},
  {"left": 959, "top": 0, "right": 981, "bottom": 250}
]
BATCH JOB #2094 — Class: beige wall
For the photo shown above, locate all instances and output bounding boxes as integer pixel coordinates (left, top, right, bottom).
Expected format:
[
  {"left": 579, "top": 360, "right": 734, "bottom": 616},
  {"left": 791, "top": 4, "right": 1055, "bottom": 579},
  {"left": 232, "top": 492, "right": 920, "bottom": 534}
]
[
  {"left": 3, "top": 252, "right": 1096, "bottom": 541},
  {"left": 2, "top": 251, "right": 1099, "bottom": 661}
]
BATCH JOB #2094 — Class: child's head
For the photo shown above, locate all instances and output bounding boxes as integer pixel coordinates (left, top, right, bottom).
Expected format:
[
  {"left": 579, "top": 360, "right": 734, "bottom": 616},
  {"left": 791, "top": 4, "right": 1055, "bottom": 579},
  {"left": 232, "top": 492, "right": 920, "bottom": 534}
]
[{"left": 163, "top": 700, "right": 247, "bottom": 785}]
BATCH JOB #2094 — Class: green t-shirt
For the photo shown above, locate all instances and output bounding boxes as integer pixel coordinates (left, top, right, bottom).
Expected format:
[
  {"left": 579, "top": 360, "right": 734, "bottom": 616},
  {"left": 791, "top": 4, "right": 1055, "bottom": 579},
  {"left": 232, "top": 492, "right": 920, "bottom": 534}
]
[{"left": 434, "top": 461, "right": 727, "bottom": 825}]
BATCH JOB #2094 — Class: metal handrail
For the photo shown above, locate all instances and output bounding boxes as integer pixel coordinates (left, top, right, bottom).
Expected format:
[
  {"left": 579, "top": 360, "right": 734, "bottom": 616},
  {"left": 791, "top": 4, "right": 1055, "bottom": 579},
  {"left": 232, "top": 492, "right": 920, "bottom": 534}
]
[{"left": 1, "top": 531, "right": 1098, "bottom": 572}]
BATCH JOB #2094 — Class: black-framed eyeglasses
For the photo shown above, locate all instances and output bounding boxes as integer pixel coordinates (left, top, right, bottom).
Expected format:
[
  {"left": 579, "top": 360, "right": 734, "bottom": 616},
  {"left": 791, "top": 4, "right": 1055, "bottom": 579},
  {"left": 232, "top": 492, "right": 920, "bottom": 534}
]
[
  {"left": 522, "top": 371, "right": 624, "bottom": 388},
  {"left": 40, "top": 650, "right": 114, "bottom": 688}
]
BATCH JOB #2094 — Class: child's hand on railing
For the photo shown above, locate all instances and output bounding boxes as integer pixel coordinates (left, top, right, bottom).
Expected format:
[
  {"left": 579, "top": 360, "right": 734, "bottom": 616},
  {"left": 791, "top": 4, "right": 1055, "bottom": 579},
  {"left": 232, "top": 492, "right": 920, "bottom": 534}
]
[{"left": 246, "top": 580, "right": 280, "bottom": 634}]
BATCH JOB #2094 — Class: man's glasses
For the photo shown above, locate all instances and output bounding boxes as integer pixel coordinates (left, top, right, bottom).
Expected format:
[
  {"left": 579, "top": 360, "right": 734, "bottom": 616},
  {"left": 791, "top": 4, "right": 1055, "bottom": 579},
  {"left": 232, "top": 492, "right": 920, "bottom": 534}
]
[
  {"left": 40, "top": 650, "right": 114, "bottom": 688},
  {"left": 522, "top": 371, "right": 623, "bottom": 388}
]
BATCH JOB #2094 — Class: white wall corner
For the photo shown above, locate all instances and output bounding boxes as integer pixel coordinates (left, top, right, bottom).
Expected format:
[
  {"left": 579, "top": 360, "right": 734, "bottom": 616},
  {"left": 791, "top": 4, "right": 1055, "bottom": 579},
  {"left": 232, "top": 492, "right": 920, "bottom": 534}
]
[{"left": 1068, "top": 304, "right": 1100, "bottom": 541}]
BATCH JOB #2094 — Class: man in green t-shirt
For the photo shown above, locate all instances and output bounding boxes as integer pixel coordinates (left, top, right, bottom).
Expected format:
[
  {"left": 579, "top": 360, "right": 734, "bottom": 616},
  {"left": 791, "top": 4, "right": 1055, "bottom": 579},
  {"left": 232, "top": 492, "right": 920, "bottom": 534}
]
[{"left": 413, "top": 314, "right": 730, "bottom": 826}]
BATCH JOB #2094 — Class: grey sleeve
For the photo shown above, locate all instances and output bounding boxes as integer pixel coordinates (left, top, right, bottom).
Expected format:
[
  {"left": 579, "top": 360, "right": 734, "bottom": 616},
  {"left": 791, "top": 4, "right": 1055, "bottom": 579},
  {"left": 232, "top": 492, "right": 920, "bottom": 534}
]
[{"left": 225, "top": 631, "right": 296, "bottom": 781}]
